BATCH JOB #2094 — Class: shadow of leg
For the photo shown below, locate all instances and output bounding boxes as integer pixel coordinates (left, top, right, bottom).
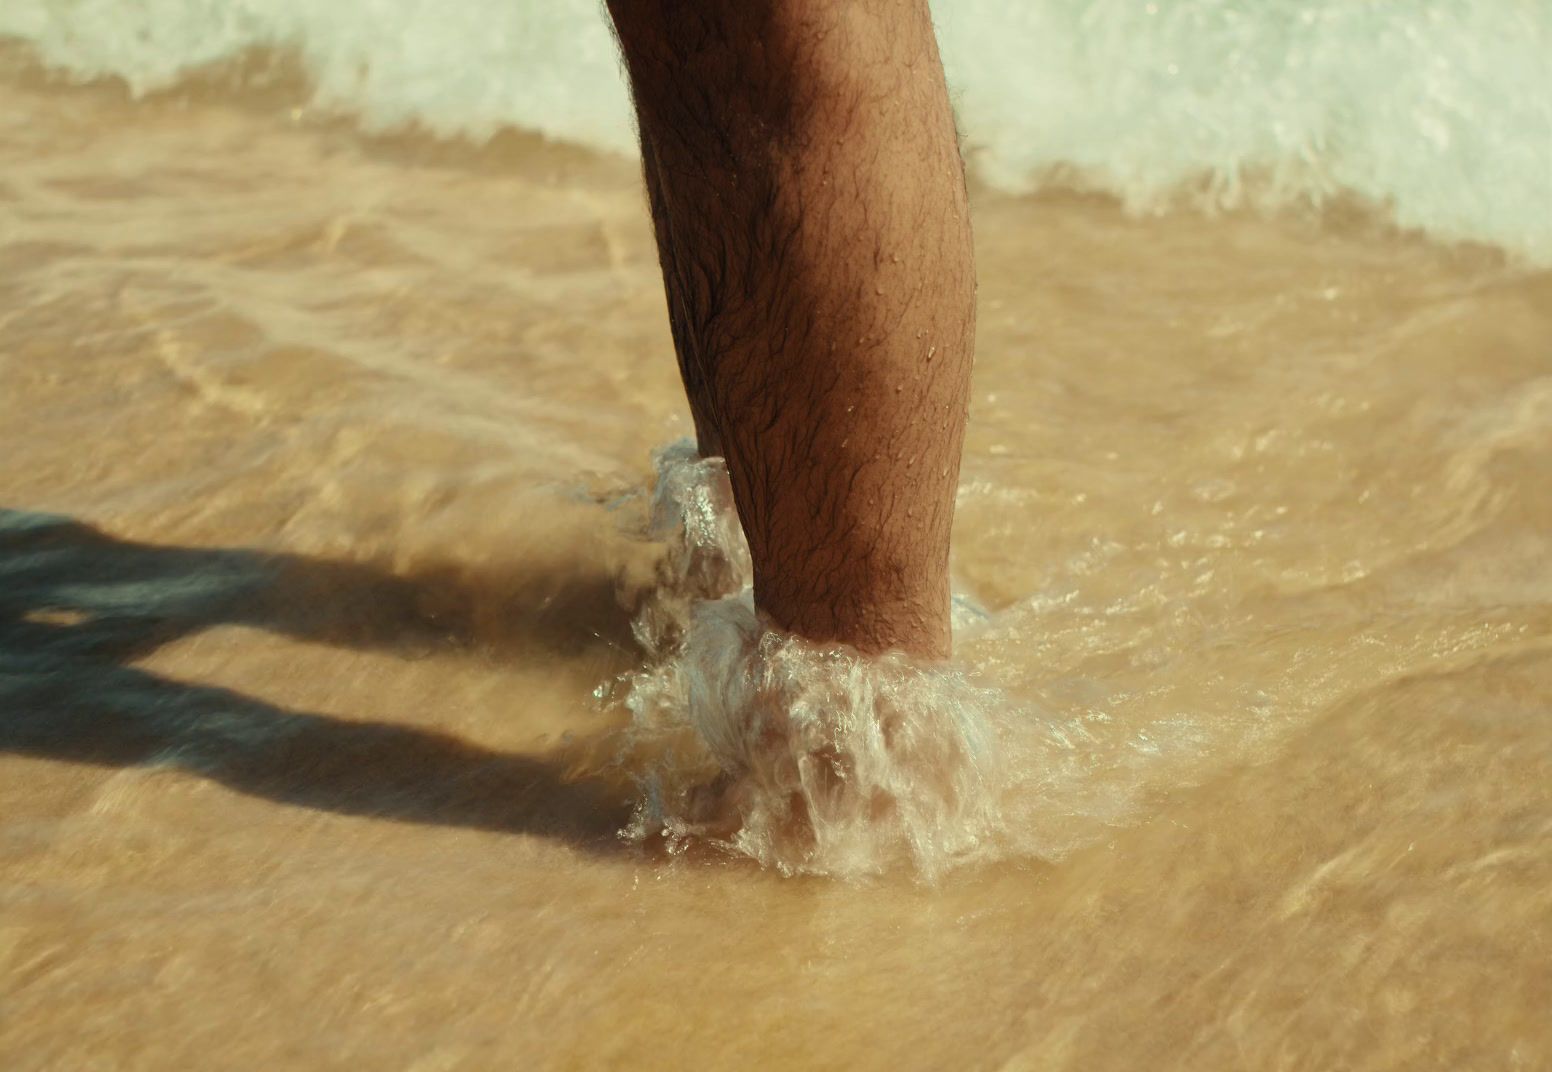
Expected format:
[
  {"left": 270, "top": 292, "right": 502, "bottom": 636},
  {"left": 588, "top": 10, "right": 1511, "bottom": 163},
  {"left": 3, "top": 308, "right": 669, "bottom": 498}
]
[
  {"left": 0, "top": 651, "right": 633, "bottom": 849},
  {"left": 0, "top": 507, "right": 639, "bottom": 852}
]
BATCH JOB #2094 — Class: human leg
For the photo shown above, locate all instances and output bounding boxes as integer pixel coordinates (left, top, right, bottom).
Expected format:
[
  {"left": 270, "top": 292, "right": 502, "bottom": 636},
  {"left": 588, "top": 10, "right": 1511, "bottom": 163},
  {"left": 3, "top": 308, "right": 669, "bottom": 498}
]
[{"left": 609, "top": 0, "right": 976, "bottom": 659}]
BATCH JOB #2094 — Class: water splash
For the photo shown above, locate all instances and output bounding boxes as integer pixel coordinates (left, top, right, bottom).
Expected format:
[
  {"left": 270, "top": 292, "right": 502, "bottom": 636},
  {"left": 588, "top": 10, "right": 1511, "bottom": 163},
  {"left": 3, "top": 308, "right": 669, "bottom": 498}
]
[
  {"left": 625, "top": 440, "right": 750, "bottom": 659},
  {"left": 610, "top": 442, "right": 1011, "bottom": 879}
]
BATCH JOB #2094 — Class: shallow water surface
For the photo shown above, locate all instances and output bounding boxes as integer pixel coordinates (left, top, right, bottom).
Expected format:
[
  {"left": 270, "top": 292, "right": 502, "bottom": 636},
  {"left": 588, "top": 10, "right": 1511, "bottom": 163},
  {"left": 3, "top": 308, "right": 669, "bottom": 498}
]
[{"left": 2, "top": 53, "right": 1551, "bottom": 1071}]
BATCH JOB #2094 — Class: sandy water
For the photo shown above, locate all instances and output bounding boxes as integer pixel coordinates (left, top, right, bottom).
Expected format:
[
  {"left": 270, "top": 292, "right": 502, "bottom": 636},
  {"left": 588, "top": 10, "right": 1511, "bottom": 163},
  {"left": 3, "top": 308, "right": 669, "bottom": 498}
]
[{"left": 3, "top": 68, "right": 1552, "bottom": 1069}]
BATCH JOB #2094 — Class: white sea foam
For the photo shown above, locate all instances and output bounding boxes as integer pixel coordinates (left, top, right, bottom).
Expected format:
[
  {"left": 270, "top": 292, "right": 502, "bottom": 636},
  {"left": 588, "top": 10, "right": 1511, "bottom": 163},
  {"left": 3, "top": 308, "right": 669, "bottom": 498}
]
[{"left": 3, "top": 0, "right": 1549, "bottom": 261}]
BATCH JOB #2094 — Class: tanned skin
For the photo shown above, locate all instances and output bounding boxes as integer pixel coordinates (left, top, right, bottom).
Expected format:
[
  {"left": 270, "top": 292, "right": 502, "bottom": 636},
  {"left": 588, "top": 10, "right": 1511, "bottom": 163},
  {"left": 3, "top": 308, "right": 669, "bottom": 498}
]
[{"left": 607, "top": 0, "right": 976, "bottom": 659}]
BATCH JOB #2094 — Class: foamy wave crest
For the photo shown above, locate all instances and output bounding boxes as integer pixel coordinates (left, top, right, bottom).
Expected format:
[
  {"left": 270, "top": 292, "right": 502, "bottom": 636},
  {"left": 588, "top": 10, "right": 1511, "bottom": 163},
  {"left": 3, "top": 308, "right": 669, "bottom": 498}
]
[
  {"left": 939, "top": 0, "right": 1552, "bottom": 260},
  {"left": 609, "top": 441, "right": 1010, "bottom": 879},
  {"left": 0, "top": 0, "right": 637, "bottom": 152},
  {"left": 5, "top": 0, "right": 1549, "bottom": 260}
]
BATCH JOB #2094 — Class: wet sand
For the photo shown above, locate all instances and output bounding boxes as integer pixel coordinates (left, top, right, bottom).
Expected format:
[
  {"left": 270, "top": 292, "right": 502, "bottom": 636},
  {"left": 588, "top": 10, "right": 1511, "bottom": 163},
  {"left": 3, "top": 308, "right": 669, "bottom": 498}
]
[{"left": 3, "top": 70, "right": 1551, "bottom": 1069}]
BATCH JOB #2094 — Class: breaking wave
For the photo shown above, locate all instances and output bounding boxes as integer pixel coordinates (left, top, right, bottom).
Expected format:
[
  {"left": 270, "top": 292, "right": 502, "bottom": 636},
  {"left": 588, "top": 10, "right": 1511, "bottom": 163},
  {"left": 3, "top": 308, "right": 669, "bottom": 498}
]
[{"left": 3, "top": 0, "right": 1549, "bottom": 260}]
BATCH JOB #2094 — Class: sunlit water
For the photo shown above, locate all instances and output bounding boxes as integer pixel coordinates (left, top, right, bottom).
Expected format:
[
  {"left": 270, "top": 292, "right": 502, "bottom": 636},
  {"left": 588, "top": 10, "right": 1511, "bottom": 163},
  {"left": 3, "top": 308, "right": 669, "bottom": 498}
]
[{"left": 3, "top": 7, "right": 1551, "bottom": 1069}]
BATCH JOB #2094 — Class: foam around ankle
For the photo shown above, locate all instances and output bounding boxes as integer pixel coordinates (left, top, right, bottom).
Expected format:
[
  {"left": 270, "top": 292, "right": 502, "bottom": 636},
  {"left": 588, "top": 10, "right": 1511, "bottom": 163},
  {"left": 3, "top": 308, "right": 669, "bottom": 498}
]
[{"left": 608, "top": 441, "right": 1010, "bottom": 878}]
